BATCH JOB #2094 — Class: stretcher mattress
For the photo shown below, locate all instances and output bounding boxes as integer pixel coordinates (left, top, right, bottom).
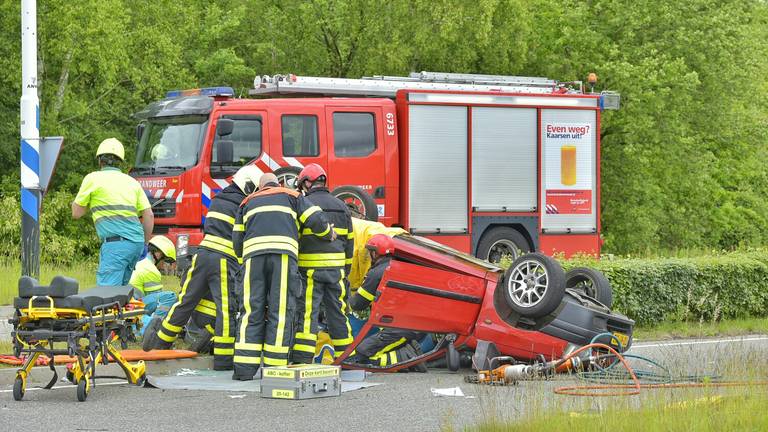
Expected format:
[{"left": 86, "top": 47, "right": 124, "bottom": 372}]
[
  {"left": 14, "top": 285, "right": 135, "bottom": 311},
  {"left": 18, "top": 275, "right": 79, "bottom": 298}
]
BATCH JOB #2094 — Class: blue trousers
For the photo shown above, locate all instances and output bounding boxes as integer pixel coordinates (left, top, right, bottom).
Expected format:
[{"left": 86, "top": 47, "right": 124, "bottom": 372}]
[
  {"left": 140, "top": 290, "right": 179, "bottom": 335},
  {"left": 97, "top": 240, "right": 144, "bottom": 286}
]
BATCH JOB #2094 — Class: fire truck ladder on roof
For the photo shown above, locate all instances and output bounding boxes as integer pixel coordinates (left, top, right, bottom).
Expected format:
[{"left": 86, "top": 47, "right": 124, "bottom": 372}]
[{"left": 250, "top": 71, "right": 582, "bottom": 97}]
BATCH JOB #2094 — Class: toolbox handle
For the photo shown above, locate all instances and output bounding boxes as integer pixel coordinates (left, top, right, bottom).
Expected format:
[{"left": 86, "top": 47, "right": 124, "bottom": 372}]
[{"left": 312, "top": 382, "right": 328, "bottom": 393}]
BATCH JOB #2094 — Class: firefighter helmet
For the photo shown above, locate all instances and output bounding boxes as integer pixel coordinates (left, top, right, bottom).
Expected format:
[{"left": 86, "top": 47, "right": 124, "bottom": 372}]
[
  {"left": 233, "top": 164, "right": 262, "bottom": 194},
  {"left": 96, "top": 138, "right": 125, "bottom": 161},
  {"left": 148, "top": 235, "right": 176, "bottom": 262},
  {"left": 366, "top": 234, "right": 394, "bottom": 256},
  {"left": 297, "top": 163, "right": 327, "bottom": 188}
]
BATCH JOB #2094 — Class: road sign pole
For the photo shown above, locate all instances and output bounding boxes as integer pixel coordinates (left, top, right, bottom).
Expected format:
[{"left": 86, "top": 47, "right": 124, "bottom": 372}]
[{"left": 21, "top": 0, "right": 40, "bottom": 279}]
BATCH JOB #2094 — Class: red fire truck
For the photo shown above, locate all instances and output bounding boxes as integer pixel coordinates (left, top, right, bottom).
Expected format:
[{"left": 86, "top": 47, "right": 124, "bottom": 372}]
[{"left": 131, "top": 72, "right": 619, "bottom": 270}]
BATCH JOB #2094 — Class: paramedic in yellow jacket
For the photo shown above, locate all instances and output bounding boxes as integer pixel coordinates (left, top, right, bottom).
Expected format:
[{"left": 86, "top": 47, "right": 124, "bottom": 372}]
[
  {"left": 72, "top": 138, "right": 154, "bottom": 286},
  {"left": 129, "top": 236, "right": 177, "bottom": 335}
]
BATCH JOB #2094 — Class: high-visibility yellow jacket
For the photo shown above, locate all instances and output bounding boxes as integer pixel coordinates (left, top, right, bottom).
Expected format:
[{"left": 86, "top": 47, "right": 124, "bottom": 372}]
[
  {"left": 347, "top": 218, "right": 406, "bottom": 289},
  {"left": 73, "top": 166, "right": 150, "bottom": 242},
  {"left": 129, "top": 257, "right": 163, "bottom": 295}
]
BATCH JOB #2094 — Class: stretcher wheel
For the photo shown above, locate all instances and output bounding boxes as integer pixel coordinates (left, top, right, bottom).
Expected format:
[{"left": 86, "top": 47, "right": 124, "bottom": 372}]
[
  {"left": 13, "top": 376, "right": 25, "bottom": 401},
  {"left": 446, "top": 344, "right": 460, "bottom": 372},
  {"left": 77, "top": 378, "right": 90, "bottom": 402},
  {"left": 135, "top": 374, "right": 147, "bottom": 387}
]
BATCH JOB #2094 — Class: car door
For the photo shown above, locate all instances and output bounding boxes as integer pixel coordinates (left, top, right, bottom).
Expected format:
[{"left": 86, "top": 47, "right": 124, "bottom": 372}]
[{"left": 367, "top": 260, "right": 486, "bottom": 336}]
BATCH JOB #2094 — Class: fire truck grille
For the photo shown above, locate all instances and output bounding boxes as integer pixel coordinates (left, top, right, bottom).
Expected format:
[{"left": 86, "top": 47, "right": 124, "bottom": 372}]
[{"left": 150, "top": 197, "right": 176, "bottom": 218}]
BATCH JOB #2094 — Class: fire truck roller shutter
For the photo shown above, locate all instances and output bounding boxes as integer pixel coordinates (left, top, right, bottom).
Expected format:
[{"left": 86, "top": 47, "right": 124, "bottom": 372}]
[
  {"left": 471, "top": 108, "right": 537, "bottom": 212},
  {"left": 407, "top": 105, "right": 468, "bottom": 233}
]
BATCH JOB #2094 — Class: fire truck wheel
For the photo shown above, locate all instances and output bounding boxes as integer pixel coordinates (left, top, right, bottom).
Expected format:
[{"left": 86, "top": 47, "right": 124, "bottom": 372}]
[
  {"left": 503, "top": 253, "right": 566, "bottom": 318},
  {"left": 274, "top": 166, "right": 302, "bottom": 190},
  {"left": 565, "top": 267, "right": 613, "bottom": 308},
  {"left": 477, "top": 227, "right": 530, "bottom": 264},
  {"left": 332, "top": 186, "right": 379, "bottom": 222}
]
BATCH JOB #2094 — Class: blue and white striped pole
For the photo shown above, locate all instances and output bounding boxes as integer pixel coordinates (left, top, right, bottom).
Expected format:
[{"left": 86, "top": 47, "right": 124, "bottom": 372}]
[{"left": 20, "top": 0, "right": 40, "bottom": 278}]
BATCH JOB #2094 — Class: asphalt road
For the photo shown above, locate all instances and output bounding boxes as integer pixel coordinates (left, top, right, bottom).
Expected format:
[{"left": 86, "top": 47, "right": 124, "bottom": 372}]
[{"left": 1, "top": 335, "right": 767, "bottom": 431}]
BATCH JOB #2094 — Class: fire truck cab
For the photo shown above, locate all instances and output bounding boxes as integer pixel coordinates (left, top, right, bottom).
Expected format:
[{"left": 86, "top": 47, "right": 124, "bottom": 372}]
[{"left": 131, "top": 72, "right": 619, "bottom": 269}]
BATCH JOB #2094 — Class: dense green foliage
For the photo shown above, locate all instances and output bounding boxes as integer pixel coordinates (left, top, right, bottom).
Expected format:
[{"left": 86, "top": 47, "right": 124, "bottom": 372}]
[
  {"left": 0, "top": 1, "right": 766, "bottom": 259},
  {"left": 564, "top": 250, "right": 768, "bottom": 325}
]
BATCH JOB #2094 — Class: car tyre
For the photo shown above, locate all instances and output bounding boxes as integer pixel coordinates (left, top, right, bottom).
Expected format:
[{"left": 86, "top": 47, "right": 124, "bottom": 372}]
[
  {"left": 502, "top": 253, "right": 566, "bottom": 318},
  {"left": 565, "top": 267, "right": 613, "bottom": 308},
  {"left": 446, "top": 343, "right": 460, "bottom": 372}
]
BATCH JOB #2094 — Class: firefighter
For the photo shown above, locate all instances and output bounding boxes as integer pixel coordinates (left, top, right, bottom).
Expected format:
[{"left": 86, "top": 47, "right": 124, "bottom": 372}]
[
  {"left": 291, "top": 164, "right": 355, "bottom": 364},
  {"left": 349, "top": 234, "right": 427, "bottom": 372},
  {"left": 143, "top": 165, "right": 261, "bottom": 371},
  {"left": 72, "top": 138, "right": 154, "bottom": 286},
  {"left": 232, "top": 173, "right": 334, "bottom": 380},
  {"left": 129, "top": 235, "right": 178, "bottom": 335}
]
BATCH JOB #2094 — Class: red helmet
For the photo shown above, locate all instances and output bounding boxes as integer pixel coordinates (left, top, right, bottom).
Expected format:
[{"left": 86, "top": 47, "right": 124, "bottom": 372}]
[
  {"left": 297, "top": 163, "right": 327, "bottom": 186},
  {"left": 366, "top": 234, "right": 394, "bottom": 256}
]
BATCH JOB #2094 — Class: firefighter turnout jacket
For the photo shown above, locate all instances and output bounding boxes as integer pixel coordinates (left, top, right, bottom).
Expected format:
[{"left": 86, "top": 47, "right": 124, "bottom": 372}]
[
  {"left": 297, "top": 187, "right": 354, "bottom": 271},
  {"left": 199, "top": 184, "right": 243, "bottom": 261},
  {"left": 234, "top": 186, "right": 332, "bottom": 261}
]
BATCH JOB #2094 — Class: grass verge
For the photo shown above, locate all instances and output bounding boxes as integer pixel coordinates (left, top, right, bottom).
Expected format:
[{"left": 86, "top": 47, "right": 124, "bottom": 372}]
[
  {"left": 0, "top": 260, "right": 180, "bottom": 305},
  {"left": 635, "top": 317, "right": 768, "bottom": 341},
  {"left": 471, "top": 391, "right": 768, "bottom": 431}
]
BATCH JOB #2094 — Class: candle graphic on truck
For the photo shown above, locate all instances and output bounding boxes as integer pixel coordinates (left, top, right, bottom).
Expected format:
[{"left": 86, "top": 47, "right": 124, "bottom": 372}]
[{"left": 560, "top": 145, "right": 577, "bottom": 186}]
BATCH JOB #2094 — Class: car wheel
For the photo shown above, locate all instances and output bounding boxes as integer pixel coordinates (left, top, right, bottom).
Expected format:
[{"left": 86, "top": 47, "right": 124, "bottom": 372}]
[
  {"left": 565, "top": 267, "right": 613, "bottom": 308},
  {"left": 502, "top": 253, "right": 566, "bottom": 318},
  {"left": 476, "top": 227, "right": 530, "bottom": 264},
  {"left": 332, "top": 185, "right": 379, "bottom": 222},
  {"left": 274, "top": 166, "right": 302, "bottom": 190}
]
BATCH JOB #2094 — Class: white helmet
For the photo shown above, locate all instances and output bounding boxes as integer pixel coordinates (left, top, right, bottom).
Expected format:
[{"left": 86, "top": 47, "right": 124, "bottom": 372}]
[{"left": 233, "top": 164, "right": 263, "bottom": 194}]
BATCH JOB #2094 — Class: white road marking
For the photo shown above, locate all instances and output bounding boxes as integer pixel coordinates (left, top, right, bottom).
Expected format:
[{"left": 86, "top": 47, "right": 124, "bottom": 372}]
[
  {"left": 0, "top": 380, "right": 128, "bottom": 393},
  {"left": 632, "top": 336, "right": 768, "bottom": 349}
]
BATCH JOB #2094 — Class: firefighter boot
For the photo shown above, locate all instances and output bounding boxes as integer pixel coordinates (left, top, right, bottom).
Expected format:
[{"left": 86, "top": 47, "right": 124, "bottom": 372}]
[
  {"left": 142, "top": 317, "right": 173, "bottom": 351},
  {"left": 408, "top": 341, "right": 428, "bottom": 373}
]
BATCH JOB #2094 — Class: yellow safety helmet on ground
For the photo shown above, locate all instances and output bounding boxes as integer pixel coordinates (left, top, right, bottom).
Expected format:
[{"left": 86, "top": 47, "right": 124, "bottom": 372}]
[
  {"left": 96, "top": 138, "right": 125, "bottom": 161},
  {"left": 148, "top": 235, "right": 176, "bottom": 262},
  {"left": 232, "top": 164, "right": 263, "bottom": 194}
]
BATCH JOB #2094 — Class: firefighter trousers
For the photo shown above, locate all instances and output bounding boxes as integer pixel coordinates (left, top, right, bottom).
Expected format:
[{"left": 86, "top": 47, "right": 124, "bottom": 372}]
[
  {"left": 356, "top": 329, "right": 424, "bottom": 366},
  {"left": 292, "top": 268, "right": 354, "bottom": 363},
  {"left": 234, "top": 254, "right": 300, "bottom": 377},
  {"left": 157, "top": 250, "right": 226, "bottom": 356}
]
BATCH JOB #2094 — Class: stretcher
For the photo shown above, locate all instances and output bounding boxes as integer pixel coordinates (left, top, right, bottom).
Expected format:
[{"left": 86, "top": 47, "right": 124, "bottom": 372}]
[{"left": 9, "top": 276, "right": 147, "bottom": 401}]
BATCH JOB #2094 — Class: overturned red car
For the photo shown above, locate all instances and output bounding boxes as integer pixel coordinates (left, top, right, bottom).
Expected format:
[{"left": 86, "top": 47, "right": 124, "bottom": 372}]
[{"left": 334, "top": 235, "right": 634, "bottom": 372}]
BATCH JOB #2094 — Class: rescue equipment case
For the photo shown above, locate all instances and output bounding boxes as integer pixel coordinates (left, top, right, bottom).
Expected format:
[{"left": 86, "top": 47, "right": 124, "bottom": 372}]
[{"left": 260, "top": 364, "right": 341, "bottom": 400}]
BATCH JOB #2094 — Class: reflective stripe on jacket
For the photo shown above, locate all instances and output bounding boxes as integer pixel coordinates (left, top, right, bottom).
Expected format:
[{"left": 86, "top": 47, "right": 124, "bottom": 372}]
[
  {"left": 129, "top": 257, "right": 163, "bottom": 295},
  {"left": 235, "top": 186, "right": 332, "bottom": 261},
  {"left": 298, "top": 188, "right": 354, "bottom": 271},
  {"left": 73, "top": 167, "right": 150, "bottom": 242},
  {"left": 199, "top": 184, "right": 245, "bottom": 260}
]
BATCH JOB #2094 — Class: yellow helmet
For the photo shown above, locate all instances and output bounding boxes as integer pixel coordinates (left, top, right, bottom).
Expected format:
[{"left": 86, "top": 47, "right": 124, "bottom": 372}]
[
  {"left": 96, "top": 138, "right": 125, "bottom": 161},
  {"left": 233, "top": 164, "right": 263, "bottom": 194},
  {"left": 148, "top": 235, "right": 176, "bottom": 262}
]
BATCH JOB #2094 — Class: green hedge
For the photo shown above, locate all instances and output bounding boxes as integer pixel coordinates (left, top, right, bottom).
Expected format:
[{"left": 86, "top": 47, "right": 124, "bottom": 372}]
[
  {"left": 0, "top": 191, "right": 99, "bottom": 265},
  {"left": 563, "top": 251, "right": 768, "bottom": 326}
]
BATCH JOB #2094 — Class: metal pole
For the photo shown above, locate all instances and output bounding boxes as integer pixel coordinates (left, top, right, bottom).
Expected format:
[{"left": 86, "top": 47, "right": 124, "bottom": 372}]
[{"left": 20, "top": 0, "right": 40, "bottom": 279}]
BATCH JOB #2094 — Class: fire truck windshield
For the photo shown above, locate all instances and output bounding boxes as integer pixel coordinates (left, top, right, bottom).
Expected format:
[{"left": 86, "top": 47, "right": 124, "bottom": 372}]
[{"left": 134, "top": 115, "right": 208, "bottom": 174}]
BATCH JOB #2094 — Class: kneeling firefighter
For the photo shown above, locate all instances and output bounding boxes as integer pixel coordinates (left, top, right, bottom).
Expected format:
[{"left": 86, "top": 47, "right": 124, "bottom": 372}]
[
  {"left": 144, "top": 165, "right": 261, "bottom": 371},
  {"left": 349, "top": 234, "right": 427, "bottom": 371},
  {"left": 129, "top": 235, "right": 177, "bottom": 334},
  {"left": 291, "top": 164, "right": 355, "bottom": 364}
]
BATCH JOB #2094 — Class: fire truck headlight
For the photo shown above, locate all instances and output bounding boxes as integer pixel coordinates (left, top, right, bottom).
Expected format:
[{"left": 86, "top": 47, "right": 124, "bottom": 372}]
[{"left": 176, "top": 234, "right": 189, "bottom": 256}]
